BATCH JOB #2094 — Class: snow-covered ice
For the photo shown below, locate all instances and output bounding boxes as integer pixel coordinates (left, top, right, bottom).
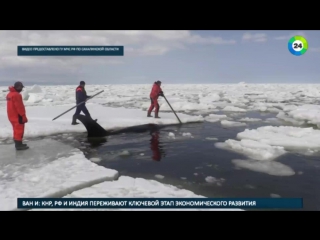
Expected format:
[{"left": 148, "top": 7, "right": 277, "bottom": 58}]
[
  {"left": 32, "top": 176, "right": 243, "bottom": 211},
  {"left": 237, "top": 126, "right": 320, "bottom": 151},
  {"left": 0, "top": 141, "right": 119, "bottom": 210},
  {"left": 1, "top": 139, "right": 241, "bottom": 211},
  {"left": 0, "top": 104, "right": 203, "bottom": 139},
  {"left": 215, "top": 125, "right": 320, "bottom": 175},
  {"left": 215, "top": 139, "right": 286, "bottom": 161}
]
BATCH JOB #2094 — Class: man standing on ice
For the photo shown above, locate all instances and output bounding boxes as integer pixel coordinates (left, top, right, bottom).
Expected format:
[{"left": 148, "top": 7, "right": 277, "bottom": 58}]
[
  {"left": 72, "top": 81, "right": 97, "bottom": 125},
  {"left": 6, "top": 81, "right": 29, "bottom": 150},
  {"left": 147, "top": 80, "right": 164, "bottom": 118}
]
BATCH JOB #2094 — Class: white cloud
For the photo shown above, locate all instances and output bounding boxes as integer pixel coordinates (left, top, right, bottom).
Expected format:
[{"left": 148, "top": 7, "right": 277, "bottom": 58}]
[
  {"left": 242, "top": 32, "right": 267, "bottom": 42},
  {"left": 0, "top": 30, "right": 236, "bottom": 83},
  {"left": 274, "top": 31, "right": 307, "bottom": 40}
]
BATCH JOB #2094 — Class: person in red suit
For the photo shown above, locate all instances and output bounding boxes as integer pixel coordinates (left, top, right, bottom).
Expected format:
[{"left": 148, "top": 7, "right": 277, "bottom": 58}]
[
  {"left": 6, "top": 81, "right": 29, "bottom": 150},
  {"left": 147, "top": 80, "right": 164, "bottom": 118}
]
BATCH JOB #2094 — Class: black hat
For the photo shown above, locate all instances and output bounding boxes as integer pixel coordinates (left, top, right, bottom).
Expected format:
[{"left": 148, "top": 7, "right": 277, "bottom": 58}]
[
  {"left": 80, "top": 81, "right": 85, "bottom": 85},
  {"left": 14, "top": 81, "right": 24, "bottom": 88},
  {"left": 156, "top": 80, "right": 161, "bottom": 84}
]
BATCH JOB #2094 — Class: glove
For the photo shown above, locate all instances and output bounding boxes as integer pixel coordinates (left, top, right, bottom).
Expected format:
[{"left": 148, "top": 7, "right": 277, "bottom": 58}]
[
  {"left": 22, "top": 115, "right": 28, "bottom": 123},
  {"left": 159, "top": 91, "right": 164, "bottom": 97}
]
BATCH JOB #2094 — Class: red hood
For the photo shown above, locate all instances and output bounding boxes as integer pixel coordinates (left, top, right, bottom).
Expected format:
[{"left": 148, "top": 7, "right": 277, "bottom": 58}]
[{"left": 9, "top": 86, "right": 17, "bottom": 92}]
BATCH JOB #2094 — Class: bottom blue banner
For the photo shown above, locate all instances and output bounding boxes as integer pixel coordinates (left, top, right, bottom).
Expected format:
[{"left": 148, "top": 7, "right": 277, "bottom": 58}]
[{"left": 17, "top": 198, "right": 303, "bottom": 209}]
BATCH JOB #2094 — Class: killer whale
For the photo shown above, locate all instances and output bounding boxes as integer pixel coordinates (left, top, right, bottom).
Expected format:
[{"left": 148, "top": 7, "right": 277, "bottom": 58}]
[{"left": 75, "top": 114, "right": 178, "bottom": 138}]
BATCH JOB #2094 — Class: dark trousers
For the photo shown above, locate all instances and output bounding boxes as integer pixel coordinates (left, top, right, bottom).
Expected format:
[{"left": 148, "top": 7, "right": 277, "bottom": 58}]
[
  {"left": 72, "top": 104, "right": 91, "bottom": 123},
  {"left": 74, "top": 104, "right": 90, "bottom": 116}
]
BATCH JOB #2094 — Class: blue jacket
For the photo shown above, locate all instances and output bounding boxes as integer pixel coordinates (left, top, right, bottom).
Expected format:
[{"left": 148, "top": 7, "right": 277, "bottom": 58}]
[{"left": 76, "top": 86, "right": 90, "bottom": 104}]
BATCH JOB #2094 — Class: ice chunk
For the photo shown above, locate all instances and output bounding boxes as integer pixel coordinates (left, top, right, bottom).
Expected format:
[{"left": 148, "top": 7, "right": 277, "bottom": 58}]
[
  {"left": 276, "top": 111, "right": 305, "bottom": 125},
  {"left": 232, "top": 159, "right": 295, "bottom": 176},
  {"left": 28, "top": 85, "right": 43, "bottom": 93},
  {"left": 221, "top": 120, "right": 246, "bottom": 127},
  {"left": 205, "top": 176, "right": 225, "bottom": 186},
  {"left": 119, "top": 150, "right": 130, "bottom": 156},
  {"left": 270, "top": 193, "right": 281, "bottom": 198},
  {"left": 168, "top": 132, "right": 175, "bottom": 138},
  {"left": 205, "top": 114, "right": 228, "bottom": 122},
  {"left": 206, "top": 137, "right": 218, "bottom": 141},
  {"left": 222, "top": 106, "right": 247, "bottom": 112},
  {"left": 90, "top": 158, "right": 101, "bottom": 163},
  {"left": 287, "top": 104, "right": 320, "bottom": 127},
  {"left": 182, "top": 132, "right": 193, "bottom": 137},
  {"left": 155, "top": 174, "right": 164, "bottom": 179},
  {"left": 215, "top": 139, "right": 286, "bottom": 161},
  {"left": 237, "top": 126, "right": 320, "bottom": 151},
  {"left": 238, "top": 117, "right": 261, "bottom": 122}
]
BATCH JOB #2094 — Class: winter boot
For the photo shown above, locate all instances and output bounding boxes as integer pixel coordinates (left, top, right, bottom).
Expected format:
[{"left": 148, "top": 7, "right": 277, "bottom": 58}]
[
  {"left": 147, "top": 111, "right": 153, "bottom": 117},
  {"left": 15, "top": 140, "right": 29, "bottom": 150},
  {"left": 155, "top": 112, "right": 160, "bottom": 118},
  {"left": 71, "top": 115, "right": 79, "bottom": 125}
]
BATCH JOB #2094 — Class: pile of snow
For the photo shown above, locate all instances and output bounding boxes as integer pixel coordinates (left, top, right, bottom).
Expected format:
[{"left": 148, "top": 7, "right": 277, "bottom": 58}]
[
  {"left": 22, "top": 85, "right": 44, "bottom": 102},
  {"left": 215, "top": 139, "right": 286, "bottom": 161}
]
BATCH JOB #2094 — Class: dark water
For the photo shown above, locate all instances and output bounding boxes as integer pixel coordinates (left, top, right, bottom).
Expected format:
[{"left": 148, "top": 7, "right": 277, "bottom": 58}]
[
  {"left": 3, "top": 111, "right": 318, "bottom": 210},
  {"left": 54, "top": 111, "right": 320, "bottom": 211}
]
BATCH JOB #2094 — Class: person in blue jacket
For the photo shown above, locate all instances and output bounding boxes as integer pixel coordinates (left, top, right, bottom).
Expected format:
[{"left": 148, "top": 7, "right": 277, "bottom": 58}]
[{"left": 72, "top": 81, "right": 97, "bottom": 125}]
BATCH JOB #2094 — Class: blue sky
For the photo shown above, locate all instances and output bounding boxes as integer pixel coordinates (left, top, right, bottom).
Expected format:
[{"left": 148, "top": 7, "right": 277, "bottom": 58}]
[{"left": 0, "top": 30, "right": 319, "bottom": 85}]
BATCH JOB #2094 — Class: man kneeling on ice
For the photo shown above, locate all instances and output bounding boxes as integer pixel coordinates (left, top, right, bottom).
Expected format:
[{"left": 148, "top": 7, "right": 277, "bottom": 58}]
[
  {"left": 147, "top": 80, "right": 164, "bottom": 118},
  {"left": 6, "top": 81, "right": 29, "bottom": 150},
  {"left": 72, "top": 81, "right": 97, "bottom": 125}
]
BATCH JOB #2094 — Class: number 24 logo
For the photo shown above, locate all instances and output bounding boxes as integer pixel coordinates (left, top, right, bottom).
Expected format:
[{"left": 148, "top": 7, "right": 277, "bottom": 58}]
[{"left": 294, "top": 43, "right": 302, "bottom": 48}]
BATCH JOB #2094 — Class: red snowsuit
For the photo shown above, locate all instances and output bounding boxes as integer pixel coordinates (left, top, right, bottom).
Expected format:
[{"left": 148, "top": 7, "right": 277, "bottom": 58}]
[
  {"left": 6, "top": 86, "right": 28, "bottom": 141},
  {"left": 148, "top": 82, "right": 162, "bottom": 115}
]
